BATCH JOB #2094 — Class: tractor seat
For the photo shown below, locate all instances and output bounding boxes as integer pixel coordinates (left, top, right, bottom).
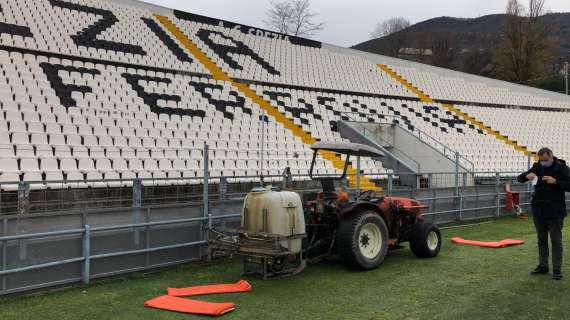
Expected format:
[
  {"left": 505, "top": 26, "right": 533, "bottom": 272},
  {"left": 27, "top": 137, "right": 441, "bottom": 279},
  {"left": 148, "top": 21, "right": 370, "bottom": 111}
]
[
  {"left": 369, "top": 197, "right": 384, "bottom": 205},
  {"left": 319, "top": 178, "right": 336, "bottom": 193},
  {"left": 317, "top": 191, "right": 338, "bottom": 201}
]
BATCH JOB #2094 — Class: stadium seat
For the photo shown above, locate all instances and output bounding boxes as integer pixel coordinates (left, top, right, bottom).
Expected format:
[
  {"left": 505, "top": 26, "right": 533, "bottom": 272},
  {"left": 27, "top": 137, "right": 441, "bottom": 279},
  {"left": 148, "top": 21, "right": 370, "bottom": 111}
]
[
  {"left": 23, "top": 172, "right": 45, "bottom": 190},
  {"left": 0, "top": 0, "right": 566, "bottom": 192},
  {"left": 45, "top": 171, "right": 66, "bottom": 189},
  {"left": 0, "top": 172, "right": 20, "bottom": 191}
]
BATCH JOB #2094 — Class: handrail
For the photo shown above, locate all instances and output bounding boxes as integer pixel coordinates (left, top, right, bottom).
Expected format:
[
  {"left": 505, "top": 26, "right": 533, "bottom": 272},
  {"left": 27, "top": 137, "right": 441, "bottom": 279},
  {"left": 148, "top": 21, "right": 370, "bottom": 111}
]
[
  {"left": 340, "top": 111, "right": 475, "bottom": 173},
  {"left": 340, "top": 112, "right": 421, "bottom": 172},
  {"left": 359, "top": 126, "right": 421, "bottom": 171},
  {"left": 414, "top": 127, "right": 475, "bottom": 173},
  {"left": 0, "top": 170, "right": 527, "bottom": 188}
]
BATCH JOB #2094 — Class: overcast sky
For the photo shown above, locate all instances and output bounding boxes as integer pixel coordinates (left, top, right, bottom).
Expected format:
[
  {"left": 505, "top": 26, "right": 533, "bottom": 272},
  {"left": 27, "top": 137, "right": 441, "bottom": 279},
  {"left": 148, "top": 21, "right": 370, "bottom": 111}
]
[{"left": 143, "top": 0, "right": 570, "bottom": 47}]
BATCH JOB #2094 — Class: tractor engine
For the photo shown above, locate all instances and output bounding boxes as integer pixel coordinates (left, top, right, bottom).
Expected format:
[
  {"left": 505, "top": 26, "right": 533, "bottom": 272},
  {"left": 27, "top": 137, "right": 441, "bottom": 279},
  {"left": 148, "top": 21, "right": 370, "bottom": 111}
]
[
  {"left": 302, "top": 191, "right": 350, "bottom": 260},
  {"left": 305, "top": 191, "right": 350, "bottom": 216},
  {"left": 377, "top": 197, "right": 427, "bottom": 244}
]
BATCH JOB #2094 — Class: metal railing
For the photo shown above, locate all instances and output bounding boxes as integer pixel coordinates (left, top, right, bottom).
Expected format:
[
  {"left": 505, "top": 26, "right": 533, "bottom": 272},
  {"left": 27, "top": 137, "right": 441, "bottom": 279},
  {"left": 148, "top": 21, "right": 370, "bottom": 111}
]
[
  {"left": 0, "top": 171, "right": 528, "bottom": 215},
  {"left": 0, "top": 209, "right": 241, "bottom": 295},
  {"left": 414, "top": 128, "right": 474, "bottom": 173},
  {"left": 0, "top": 172, "right": 557, "bottom": 295},
  {"left": 341, "top": 111, "right": 475, "bottom": 172},
  {"left": 1, "top": 167, "right": 567, "bottom": 296},
  {"left": 0, "top": 164, "right": 532, "bottom": 215},
  {"left": 359, "top": 127, "right": 422, "bottom": 172},
  {"left": 0, "top": 141, "right": 557, "bottom": 296},
  {"left": 340, "top": 112, "right": 420, "bottom": 172}
]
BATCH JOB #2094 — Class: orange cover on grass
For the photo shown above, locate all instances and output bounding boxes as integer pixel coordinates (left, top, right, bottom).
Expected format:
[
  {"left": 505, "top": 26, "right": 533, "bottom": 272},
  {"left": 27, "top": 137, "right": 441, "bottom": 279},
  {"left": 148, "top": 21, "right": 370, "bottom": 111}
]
[
  {"left": 144, "top": 295, "right": 235, "bottom": 317},
  {"left": 451, "top": 237, "right": 524, "bottom": 248},
  {"left": 167, "top": 280, "right": 252, "bottom": 297}
]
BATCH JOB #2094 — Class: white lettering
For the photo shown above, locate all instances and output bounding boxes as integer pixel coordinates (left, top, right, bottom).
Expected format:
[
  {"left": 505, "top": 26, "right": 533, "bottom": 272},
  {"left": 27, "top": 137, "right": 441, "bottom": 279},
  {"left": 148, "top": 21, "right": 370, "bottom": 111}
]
[{"left": 213, "top": 22, "right": 295, "bottom": 44}]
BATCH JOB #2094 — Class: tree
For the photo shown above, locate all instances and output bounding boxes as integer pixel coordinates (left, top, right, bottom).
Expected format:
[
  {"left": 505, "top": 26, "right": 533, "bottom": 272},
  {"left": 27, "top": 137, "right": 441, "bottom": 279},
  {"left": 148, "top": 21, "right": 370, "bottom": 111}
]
[
  {"left": 412, "top": 31, "right": 433, "bottom": 63},
  {"left": 492, "top": 0, "right": 555, "bottom": 82},
  {"left": 370, "top": 17, "right": 410, "bottom": 39},
  {"left": 369, "top": 17, "right": 411, "bottom": 57},
  {"left": 462, "top": 49, "right": 495, "bottom": 77},
  {"left": 264, "top": 1, "right": 294, "bottom": 34},
  {"left": 429, "top": 31, "right": 457, "bottom": 68},
  {"left": 264, "top": 0, "right": 325, "bottom": 37}
]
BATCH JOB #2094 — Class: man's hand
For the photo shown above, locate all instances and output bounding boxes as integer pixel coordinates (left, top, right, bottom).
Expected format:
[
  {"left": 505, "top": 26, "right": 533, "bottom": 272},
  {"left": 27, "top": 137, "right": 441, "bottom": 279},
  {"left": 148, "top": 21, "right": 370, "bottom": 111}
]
[
  {"left": 543, "top": 176, "right": 557, "bottom": 185},
  {"left": 526, "top": 173, "right": 537, "bottom": 181}
]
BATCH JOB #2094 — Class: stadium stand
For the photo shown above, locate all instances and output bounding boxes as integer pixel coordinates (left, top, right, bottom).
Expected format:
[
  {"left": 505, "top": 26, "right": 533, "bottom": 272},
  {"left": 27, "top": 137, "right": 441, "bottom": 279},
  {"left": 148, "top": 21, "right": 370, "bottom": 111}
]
[{"left": 0, "top": 0, "right": 569, "bottom": 191}]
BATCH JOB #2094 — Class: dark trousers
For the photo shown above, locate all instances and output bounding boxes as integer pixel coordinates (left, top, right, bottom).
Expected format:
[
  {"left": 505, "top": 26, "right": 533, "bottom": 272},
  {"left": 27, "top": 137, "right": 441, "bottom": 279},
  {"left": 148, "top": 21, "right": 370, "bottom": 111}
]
[{"left": 533, "top": 215, "right": 564, "bottom": 271}]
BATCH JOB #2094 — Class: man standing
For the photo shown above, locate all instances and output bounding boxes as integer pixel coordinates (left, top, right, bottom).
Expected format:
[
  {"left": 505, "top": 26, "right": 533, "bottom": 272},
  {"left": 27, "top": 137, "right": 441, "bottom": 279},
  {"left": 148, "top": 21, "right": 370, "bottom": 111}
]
[{"left": 518, "top": 148, "right": 570, "bottom": 280}]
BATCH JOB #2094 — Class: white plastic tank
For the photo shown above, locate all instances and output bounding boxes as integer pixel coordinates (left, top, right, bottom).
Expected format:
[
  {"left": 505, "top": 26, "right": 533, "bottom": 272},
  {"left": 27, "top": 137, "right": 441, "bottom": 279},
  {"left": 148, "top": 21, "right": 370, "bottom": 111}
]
[{"left": 242, "top": 186, "right": 306, "bottom": 254}]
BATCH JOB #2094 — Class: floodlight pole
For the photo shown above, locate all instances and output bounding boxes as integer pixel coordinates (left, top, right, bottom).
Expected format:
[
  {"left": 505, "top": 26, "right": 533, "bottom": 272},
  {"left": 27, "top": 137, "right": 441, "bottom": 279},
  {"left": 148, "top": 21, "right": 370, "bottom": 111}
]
[{"left": 260, "top": 109, "right": 266, "bottom": 186}]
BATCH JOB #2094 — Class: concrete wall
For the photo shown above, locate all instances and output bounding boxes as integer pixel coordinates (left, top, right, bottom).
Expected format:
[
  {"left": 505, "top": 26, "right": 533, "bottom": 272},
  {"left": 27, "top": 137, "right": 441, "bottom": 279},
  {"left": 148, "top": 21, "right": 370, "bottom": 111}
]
[
  {"left": 392, "top": 125, "right": 464, "bottom": 175},
  {"left": 339, "top": 121, "right": 418, "bottom": 175},
  {"left": 341, "top": 121, "right": 472, "bottom": 188}
]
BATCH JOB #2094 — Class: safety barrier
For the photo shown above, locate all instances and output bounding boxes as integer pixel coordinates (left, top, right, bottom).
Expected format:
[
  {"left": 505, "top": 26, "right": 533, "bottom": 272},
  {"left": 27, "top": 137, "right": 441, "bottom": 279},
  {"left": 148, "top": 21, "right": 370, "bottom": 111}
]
[
  {"left": 1, "top": 182, "right": 566, "bottom": 296},
  {"left": 1, "top": 144, "right": 564, "bottom": 296}
]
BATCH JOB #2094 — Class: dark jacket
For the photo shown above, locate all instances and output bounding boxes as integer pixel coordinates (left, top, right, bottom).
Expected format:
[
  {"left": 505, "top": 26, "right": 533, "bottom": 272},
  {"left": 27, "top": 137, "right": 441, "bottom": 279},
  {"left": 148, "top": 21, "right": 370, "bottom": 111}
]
[{"left": 518, "top": 158, "right": 570, "bottom": 219}]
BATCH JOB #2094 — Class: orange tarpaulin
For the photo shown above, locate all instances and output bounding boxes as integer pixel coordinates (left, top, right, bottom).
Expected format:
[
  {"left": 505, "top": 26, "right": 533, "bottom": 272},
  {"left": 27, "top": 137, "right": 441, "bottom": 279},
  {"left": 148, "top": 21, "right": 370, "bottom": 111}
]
[
  {"left": 144, "top": 295, "right": 235, "bottom": 317},
  {"left": 451, "top": 237, "right": 524, "bottom": 248},
  {"left": 167, "top": 280, "right": 252, "bottom": 297},
  {"left": 145, "top": 280, "right": 252, "bottom": 317}
]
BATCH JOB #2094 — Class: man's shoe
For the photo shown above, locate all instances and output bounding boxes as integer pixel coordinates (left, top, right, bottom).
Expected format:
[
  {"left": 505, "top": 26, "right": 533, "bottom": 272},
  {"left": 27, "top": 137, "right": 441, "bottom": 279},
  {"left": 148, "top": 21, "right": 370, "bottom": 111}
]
[
  {"left": 530, "top": 266, "right": 549, "bottom": 275},
  {"left": 552, "top": 270, "right": 563, "bottom": 280}
]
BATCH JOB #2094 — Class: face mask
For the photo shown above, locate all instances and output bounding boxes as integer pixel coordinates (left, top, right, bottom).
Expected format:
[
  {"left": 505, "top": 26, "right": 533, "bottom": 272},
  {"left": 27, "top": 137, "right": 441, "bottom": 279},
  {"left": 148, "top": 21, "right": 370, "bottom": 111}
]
[{"left": 540, "top": 160, "right": 554, "bottom": 167}]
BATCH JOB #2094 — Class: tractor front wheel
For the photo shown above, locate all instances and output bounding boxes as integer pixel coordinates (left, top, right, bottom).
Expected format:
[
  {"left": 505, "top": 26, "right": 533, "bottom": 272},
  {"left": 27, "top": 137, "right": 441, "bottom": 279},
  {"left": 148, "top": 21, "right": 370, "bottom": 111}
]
[
  {"left": 337, "top": 211, "right": 389, "bottom": 270},
  {"left": 410, "top": 223, "right": 442, "bottom": 258}
]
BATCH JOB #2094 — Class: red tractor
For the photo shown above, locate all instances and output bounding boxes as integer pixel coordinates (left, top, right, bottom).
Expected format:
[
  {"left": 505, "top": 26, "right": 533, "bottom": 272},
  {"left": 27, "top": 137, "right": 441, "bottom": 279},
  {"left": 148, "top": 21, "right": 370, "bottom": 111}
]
[{"left": 209, "top": 142, "right": 442, "bottom": 278}]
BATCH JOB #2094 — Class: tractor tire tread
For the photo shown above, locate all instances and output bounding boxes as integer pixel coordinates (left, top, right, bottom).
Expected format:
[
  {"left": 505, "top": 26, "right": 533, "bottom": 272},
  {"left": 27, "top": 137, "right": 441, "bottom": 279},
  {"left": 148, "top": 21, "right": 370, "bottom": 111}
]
[
  {"left": 410, "top": 223, "right": 442, "bottom": 258},
  {"left": 337, "top": 210, "right": 388, "bottom": 270}
]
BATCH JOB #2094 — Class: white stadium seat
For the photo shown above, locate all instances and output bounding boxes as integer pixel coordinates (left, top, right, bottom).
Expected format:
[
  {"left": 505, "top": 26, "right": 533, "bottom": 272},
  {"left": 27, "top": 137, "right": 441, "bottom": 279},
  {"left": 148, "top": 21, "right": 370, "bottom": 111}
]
[{"left": 0, "top": 0, "right": 566, "bottom": 192}]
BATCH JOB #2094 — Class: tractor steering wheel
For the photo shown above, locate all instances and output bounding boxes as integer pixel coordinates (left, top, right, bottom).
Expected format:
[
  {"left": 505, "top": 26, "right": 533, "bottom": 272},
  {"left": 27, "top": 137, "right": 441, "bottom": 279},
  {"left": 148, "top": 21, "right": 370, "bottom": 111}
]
[{"left": 357, "top": 190, "right": 376, "bottom": 201}]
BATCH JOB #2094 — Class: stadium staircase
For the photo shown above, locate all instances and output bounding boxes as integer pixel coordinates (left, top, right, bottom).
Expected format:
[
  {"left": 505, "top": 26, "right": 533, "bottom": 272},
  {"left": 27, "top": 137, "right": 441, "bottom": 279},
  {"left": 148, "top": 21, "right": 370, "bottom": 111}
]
[
  {"left": 155, "top": 15, "right": 380, "bottom": 190},
  {"left": 377, "top": 64, "right": 538, "bottom": 161}
]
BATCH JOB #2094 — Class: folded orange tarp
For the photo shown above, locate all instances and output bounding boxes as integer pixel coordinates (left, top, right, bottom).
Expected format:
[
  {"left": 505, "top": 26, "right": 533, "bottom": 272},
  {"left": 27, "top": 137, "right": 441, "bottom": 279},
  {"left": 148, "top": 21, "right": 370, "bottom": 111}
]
[
  {"left": 451, "top": 237, "right": 524, "bottom": 248},
  {"left": 144, "top": 295, "right": 235, "bottom": 317},
  {"left": 167, "top": 280, "right": 252, "bottom": 297}
]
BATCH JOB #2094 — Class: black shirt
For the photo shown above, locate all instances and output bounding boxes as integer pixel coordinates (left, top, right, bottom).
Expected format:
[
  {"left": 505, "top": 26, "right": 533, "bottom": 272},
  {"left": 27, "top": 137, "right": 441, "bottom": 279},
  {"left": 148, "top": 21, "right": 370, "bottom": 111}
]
[{"left": 518, "top": 158, "right": 570, "bottom": 219}]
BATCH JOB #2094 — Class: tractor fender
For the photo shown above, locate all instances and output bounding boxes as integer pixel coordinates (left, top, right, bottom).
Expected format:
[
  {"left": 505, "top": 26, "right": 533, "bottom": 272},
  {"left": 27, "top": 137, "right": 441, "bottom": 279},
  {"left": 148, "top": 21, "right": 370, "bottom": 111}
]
[{"left": 337, "top": 201, "right": 384, "bottom": 221}]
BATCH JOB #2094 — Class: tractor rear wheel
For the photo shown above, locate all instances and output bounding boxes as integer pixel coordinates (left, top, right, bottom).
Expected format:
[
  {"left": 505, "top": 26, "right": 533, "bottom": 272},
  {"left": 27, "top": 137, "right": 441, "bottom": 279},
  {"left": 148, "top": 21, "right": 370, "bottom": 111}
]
[
  {"left": 337, "top": 211, "right": 388, "bottom": 270},
  {"left": 410, "top": 223, "right": 442, "bottom": 258}
]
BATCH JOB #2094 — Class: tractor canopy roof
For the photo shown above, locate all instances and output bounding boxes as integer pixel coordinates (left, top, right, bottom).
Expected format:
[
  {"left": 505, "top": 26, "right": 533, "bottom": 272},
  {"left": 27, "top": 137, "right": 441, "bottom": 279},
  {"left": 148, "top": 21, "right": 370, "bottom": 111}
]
[{"left": 310, "top": 142, "right": 384, "bottom": 158}]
